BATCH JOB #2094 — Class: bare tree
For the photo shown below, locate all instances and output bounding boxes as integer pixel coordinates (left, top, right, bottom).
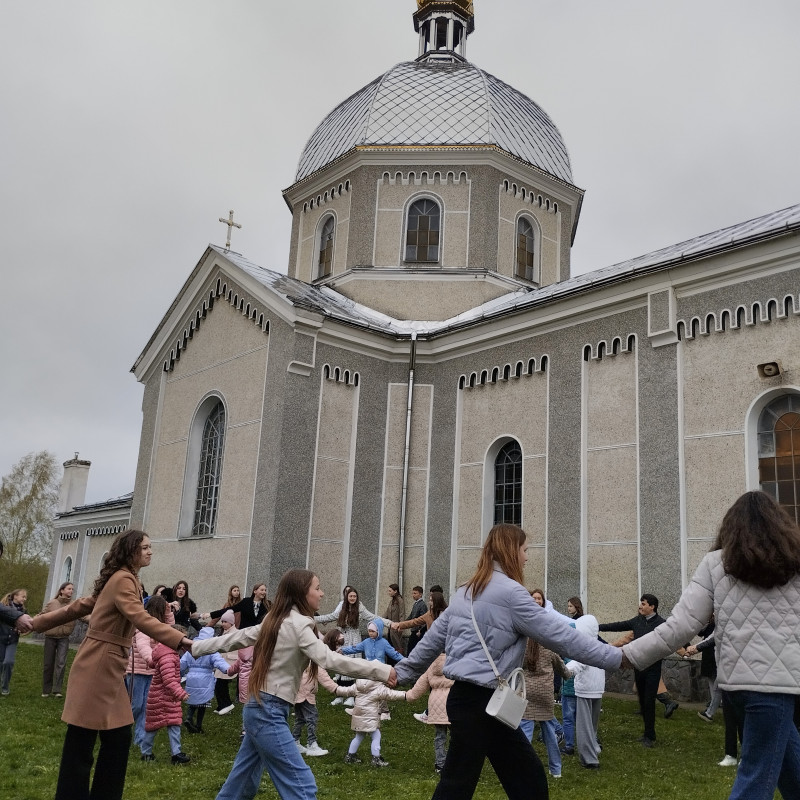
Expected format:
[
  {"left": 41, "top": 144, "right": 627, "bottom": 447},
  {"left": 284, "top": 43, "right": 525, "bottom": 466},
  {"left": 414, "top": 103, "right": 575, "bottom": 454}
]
[{"left": 0, "top": 451, "right": 61, "bottom": 565}]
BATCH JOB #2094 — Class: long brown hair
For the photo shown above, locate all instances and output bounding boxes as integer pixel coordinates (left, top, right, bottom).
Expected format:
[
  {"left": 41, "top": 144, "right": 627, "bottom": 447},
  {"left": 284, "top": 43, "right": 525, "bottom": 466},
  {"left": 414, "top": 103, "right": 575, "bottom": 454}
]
[
  {"left": 429, "top": 590, "right": 447, "bottom": 620},
  {"left": 713, "top": 491, "right": 800, "bottom": 588},
  {"left": 172, "top": 580, "right": 192, "bottom": 614},
  {"left": 94, "top": 529, "right": 147, "bottom": 598},
  {"left": 337, "top": 587, "right": 360, "bottom": 629},
  {"left": 524, "top": 637, "right": 540, "bottom": 671},
  {"left": 464, "top": 523, "right": 526, "bottom": 598},
  {"left": 248, "top": 569, "right": 319, "bottom": 701},
  {"left": 52, "top": 582, "right": 73, "bottom": 602},
  {"left": 225, "top": 585, "right": 240, "bottom": 607},
  {"left": 144, "top": 594, "right": 168, "bottom": 623},
  {"left": 567, "top": 596, "right": 584, "bottom": 618},
  {"left": 1, "top": 589, "right": 26, "bottom": 609}
]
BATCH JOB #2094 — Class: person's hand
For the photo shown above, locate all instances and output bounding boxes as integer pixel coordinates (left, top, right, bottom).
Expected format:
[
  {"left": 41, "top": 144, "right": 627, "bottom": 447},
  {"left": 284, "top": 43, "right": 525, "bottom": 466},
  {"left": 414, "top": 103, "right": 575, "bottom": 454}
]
[
  {"left": 178, "top": 637, "right": 194, "bottom": 654},
  {"left": 619, "top": 651, "right": 633, "bottom": 670},
  {"left": 15, "top": 614, "right": 34, "bottom": 634},
  {"left": 685, "top": 644, "right": 698, "bottom": 656},
  {"left": 170, "top": 601, "right": 180, "bottom": 612},
  {"left": 386, "top": 667, "right": 398, "bottom": 688}
]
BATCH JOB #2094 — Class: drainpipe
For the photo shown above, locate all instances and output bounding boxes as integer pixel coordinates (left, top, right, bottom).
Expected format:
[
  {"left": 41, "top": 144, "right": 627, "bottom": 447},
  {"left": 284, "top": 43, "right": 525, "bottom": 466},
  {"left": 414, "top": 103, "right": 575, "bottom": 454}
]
[{"left": 397, "top": 333, "right": 417, "bottom": 594}]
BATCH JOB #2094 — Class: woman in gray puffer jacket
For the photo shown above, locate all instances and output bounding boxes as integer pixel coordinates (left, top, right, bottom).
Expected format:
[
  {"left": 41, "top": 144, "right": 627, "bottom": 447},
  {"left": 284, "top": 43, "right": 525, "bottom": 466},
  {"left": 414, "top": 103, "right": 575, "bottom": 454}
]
[{"left": 622, "top": 491, "right": 800, "bottom": 800}]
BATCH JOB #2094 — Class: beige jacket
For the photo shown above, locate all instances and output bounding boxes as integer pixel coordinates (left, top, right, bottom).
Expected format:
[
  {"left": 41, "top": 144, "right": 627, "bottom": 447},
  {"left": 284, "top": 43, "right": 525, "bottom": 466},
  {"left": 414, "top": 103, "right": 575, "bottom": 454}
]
[
  {"left": 191, "top": 607, "right": 392, "bottom": 704},
  {"left": 337, "top": 679, "right": 407, "bottom": 732}
]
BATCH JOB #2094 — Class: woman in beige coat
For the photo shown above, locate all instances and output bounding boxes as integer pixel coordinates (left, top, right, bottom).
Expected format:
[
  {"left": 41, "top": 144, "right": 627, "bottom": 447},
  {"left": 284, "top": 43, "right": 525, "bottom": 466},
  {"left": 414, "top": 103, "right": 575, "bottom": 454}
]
[
  {"left": 40, "top": 581, "right": 79, "bottom": 697},
  {"left": 32, "top": 529, "right": 194, "bottom": 800}
]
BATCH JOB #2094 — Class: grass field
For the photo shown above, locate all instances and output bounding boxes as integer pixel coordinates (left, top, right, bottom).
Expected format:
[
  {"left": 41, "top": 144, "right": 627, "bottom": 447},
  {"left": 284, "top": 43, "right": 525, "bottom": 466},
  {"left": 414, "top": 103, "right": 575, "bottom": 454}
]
[{"left": 1, "top": 641, "right": 755, "bottom": 799}]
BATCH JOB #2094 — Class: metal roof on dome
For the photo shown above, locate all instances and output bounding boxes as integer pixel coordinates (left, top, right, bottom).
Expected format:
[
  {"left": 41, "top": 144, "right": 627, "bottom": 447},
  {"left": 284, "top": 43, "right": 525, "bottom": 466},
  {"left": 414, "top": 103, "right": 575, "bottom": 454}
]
[
  {"left": 295, "top": 60, "right": 573, "bottom": 185},
  {"left": 213, "top": 202, "right": 800, "bottom": 337}
]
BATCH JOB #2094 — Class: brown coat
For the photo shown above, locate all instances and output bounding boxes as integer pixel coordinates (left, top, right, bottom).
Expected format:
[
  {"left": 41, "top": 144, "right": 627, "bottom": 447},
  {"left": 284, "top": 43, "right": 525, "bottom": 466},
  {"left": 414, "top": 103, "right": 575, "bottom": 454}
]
[
  {"left": 522, "top": 644, "right": 570, "bottom": 722},
  {"left": 32, "top": 569, "right": 184, "bottom": 730},
  {"left": 41, "top": 596, "right": 79, "bottom": 639}
]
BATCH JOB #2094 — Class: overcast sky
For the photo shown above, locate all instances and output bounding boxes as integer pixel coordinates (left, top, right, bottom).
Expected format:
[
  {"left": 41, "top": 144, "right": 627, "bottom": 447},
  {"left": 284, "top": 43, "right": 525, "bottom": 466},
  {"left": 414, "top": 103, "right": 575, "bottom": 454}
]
[{"left": 2, "top": 1, "right": 799, "bottom": 504}]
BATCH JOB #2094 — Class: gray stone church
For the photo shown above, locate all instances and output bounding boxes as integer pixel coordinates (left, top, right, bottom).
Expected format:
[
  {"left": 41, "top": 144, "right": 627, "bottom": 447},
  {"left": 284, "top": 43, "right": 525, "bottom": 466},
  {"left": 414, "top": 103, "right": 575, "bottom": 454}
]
[{"left": 49, "top": 0, "right": 800, "bottom": 622}]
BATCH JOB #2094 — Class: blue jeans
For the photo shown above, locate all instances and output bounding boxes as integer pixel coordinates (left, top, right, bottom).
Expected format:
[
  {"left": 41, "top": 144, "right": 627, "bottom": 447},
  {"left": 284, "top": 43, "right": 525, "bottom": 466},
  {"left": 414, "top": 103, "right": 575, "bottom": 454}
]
[
  {"left": 519, "top": 718, "right": 562, "bottom": 776},
  {"left": 141, "top": 724, "right": 182, "bottom": 756},
  {"left": 124, "top": 674, "right": 153, "bottom": 747},
  {"left": 217, "top": 693, "right": 317, "bottom": 800},
  {"left": 561, "top": 694, "right": 576, "bottom": 749},
  {"left": 726, "top": 690, "right": 800, "bottom": 800}
]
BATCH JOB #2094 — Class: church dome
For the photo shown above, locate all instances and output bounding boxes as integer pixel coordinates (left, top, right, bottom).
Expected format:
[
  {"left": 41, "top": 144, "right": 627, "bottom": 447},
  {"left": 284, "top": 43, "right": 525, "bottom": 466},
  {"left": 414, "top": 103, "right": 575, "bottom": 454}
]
[{"left": 295, "top": 59, "right": 573, "bottom": 186}]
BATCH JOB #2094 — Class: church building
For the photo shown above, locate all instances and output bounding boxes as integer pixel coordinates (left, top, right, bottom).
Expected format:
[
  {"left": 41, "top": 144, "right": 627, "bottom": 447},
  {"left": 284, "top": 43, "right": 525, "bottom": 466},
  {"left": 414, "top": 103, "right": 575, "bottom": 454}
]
[{"left": 49, "top": 0, "right": 800, "bottom": 621}]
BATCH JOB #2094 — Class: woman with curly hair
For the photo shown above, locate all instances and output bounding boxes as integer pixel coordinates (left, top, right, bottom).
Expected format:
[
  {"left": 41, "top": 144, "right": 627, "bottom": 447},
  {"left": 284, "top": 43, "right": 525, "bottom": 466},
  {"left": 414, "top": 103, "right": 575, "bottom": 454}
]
[
  {"left": 32, "top": 529, "right": 194, "bottom": 800},
  {"left": 622, "top": 491, "right": 800, "bottom": 800}
]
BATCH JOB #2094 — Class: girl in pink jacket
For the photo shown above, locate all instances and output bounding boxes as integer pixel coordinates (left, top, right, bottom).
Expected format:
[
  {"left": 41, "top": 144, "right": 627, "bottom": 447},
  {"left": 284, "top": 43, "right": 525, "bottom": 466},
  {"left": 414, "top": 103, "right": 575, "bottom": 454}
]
[{"left": 140, "top": 629, "right": 190, "bottom": 765}]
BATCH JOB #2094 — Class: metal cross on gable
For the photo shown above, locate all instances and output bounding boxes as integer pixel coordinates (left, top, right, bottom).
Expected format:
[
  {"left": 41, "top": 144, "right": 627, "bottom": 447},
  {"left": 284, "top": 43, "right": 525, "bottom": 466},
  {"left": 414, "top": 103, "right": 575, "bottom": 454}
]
[{"left": 218, "top": 210, "right": 242, "bottom": 251}]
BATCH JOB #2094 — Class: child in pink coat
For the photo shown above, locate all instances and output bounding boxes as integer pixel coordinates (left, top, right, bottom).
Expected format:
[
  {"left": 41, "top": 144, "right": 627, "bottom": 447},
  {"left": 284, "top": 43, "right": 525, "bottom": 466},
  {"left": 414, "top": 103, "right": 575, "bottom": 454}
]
[
  {"left": 227, "top": 644, "right": 254, "bottom": 738},
  {"left": 141, "top": 631, "right": 191, "bottom": 764}
]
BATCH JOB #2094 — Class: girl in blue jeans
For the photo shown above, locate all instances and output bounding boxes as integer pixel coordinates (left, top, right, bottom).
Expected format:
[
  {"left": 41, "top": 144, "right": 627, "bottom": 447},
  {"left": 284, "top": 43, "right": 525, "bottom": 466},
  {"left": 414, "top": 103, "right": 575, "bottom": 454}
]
[{"left": 189, "top": 569, "right": 398, "bottom": 800}]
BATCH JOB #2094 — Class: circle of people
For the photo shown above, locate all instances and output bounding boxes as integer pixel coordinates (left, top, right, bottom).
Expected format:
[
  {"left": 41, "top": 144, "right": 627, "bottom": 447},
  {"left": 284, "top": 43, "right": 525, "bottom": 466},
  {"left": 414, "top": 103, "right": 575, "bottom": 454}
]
[{"left": 4, "top": 489, "right": 800, "bottom": 800}]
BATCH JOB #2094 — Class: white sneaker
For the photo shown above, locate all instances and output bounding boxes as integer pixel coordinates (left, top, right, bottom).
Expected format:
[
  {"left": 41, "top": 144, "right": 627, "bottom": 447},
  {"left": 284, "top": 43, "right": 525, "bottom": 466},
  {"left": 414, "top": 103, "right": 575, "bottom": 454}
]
[
  {"left": 413, "top": 712, "right": 428, "bottom": 723},
  {"left": 296, "top": 741, "right": 307, "bottom": 755},
  {"left": 345, "top": 707, "right": 354, "bottom": 716},
  {"left": 718, "top": 755, "right": 737, "bottom": 767},
  {"left": 218, "top": 705, "right": 234, "bottom": 716},
  {"left": 305, "top": 743, "right": 329, "bottom": 757},
  {"left": 344, "top": 697, "right": 355, "bottom": 707},
  {"left": 331, "top": 697, "right": 344, "bottom": 706},
  {"left": 380, "top": 713, "right": 391, "bottom": 721}
]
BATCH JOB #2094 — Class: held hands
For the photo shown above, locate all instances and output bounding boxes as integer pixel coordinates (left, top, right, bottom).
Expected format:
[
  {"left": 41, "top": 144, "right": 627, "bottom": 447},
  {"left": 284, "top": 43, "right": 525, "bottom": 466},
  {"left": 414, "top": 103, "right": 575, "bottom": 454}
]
[
  {"left": 178, "top": 637, "right": 194, "bottom": 655},
  {"left": 386, "top": 667, "right": 398, "bottom": 689},
  {"left": 15, "top": 614, "right": 34, "bottom": 634},
  {"left": 685, "top": 644, "right": 698, "bottom": 657}
]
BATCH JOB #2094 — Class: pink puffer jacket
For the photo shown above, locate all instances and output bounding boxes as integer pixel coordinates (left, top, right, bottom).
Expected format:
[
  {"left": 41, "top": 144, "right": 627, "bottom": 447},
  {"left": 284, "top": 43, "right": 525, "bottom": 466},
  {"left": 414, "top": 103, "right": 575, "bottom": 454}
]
[
  {"left": 228, "top": 645, "right": 254, "bottom": 703},
  {"left": 145, "top": 642, "right": 188, "bottom": 731},
  {"left": 405, "top": 653, "right": 453, "bottom": 725}
]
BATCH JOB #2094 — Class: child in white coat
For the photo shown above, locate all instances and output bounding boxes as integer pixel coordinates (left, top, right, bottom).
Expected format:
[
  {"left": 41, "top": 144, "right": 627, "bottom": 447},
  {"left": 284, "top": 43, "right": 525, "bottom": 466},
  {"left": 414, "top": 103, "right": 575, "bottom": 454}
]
[
  {"left": 337, "top": 679, "right": 407, "bottom": 767},
  {"left": 564, "top": 614, "right": 605, "bottom": 770}
]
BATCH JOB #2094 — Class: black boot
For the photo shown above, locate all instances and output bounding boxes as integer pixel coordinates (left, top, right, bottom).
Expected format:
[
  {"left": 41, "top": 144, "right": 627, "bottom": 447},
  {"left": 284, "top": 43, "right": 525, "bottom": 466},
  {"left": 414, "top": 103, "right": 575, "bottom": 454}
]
[{"left": 657, "top": 692, "right": 679, "bottom": 718}]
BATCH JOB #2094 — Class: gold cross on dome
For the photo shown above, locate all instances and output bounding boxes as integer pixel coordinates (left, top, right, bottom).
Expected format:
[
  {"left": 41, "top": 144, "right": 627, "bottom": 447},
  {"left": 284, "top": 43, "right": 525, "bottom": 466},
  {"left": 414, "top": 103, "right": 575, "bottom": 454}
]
[{"left": 218, "top": 210, "right": 242, "bottom": 251}]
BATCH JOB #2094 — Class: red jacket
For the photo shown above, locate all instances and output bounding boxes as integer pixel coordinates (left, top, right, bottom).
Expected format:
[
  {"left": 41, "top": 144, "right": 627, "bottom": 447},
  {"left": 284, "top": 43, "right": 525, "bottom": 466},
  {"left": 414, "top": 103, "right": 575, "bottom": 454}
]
[{"left": 145, "top": 642, "right": 188, "bottom": 731}]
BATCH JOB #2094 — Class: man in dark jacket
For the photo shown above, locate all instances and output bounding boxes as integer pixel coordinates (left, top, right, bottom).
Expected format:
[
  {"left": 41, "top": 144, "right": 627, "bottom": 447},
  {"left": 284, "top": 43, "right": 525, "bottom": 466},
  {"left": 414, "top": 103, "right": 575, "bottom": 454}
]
[
  {"left": 599, "top": 594, "right": 674, "bottom": 747},
  {"left": 405, "top": 586, "right": 428, "bottom": 655}
]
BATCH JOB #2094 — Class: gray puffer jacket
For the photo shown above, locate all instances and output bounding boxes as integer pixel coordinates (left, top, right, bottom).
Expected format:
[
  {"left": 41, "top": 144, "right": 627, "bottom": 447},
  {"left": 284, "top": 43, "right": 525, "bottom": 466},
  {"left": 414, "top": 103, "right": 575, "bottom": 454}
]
[
  {"left": 623, "top": 549, "right": 800, "bottom": 694},
  {"left": 395, "top": 566, "right": 622, "bottom": 688}
]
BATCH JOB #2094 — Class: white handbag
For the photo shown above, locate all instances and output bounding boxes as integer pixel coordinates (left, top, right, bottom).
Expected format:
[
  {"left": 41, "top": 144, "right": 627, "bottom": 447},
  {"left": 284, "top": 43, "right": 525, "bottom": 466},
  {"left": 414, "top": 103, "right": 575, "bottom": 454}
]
[{"left": 470, "top": 597, "right": 527, "bottom": 729}]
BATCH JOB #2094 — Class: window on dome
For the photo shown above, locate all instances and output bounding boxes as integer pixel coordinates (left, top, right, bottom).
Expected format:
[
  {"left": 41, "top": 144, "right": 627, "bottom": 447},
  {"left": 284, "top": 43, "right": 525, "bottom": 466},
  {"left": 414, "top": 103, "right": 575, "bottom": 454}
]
[
  {"left": 758, "top": 395, "right": 800, "bottom": 523},
  {"left": 436, "top": 18, "right": 448, "bottom": 49},
  {"left": 317, "top": 215, "right": 335, "bottom": 279},
  {"left": 516, "top": 217, "right": 537, "bottom": 282},
  {"left": 406, "top": 199, "right": 440, "bottom": 262}
]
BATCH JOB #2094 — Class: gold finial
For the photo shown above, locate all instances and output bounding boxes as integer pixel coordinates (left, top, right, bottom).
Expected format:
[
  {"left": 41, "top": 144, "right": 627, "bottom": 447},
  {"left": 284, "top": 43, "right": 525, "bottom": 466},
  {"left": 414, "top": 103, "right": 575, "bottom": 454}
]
[{"left": 417, "top": 0, "right": 474, "bottom": 17}]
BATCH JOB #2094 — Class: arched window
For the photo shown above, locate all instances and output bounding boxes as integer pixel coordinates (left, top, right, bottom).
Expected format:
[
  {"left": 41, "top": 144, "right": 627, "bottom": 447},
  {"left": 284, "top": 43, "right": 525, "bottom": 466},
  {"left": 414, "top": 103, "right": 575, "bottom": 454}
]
[
  {"left": 61, "top": 556, "right": 72, "bottom": 584},
  {"left": 191, "top": 400, "right": 226, "bottom": 537},
  {"left": 516, "top": 217, "right": 536, "bottom": 281},
  {"left": 317, "top": 215, "right": 335, "bottom": 279},
  {"left": 758, "top": 394, "right": 800, "bottom": 523},
  {"left": 405, "top": 199, "right": 440, "bottom": 262},
  {"left": 494, "top": 440, "right": 522, "bottom": 525}
]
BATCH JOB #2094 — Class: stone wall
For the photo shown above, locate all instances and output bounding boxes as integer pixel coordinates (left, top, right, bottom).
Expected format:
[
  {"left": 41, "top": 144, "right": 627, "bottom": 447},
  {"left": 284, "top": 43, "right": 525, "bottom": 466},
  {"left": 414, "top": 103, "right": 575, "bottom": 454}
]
[{"left": 604, "top": 655, "right": 707, "bottom": 703}]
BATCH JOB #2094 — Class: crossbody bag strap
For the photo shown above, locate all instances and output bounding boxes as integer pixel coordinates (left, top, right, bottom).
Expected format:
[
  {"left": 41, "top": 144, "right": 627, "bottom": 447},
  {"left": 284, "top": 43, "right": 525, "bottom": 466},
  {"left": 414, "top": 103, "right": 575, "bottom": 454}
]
[{"left": 469, "top": 595, "right": 504, "bottom": 684}]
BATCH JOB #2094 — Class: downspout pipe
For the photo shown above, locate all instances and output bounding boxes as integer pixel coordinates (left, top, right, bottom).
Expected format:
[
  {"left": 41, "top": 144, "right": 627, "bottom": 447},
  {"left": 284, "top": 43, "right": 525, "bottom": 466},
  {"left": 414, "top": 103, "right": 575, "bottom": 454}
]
[{"left": 398, "top": 332, "right": 417, "bottom": 594}]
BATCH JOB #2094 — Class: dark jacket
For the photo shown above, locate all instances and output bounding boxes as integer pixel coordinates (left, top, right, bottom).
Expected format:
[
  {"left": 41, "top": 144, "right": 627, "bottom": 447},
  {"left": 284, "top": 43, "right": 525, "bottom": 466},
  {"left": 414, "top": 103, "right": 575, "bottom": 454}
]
[
  {"left": 210, "top": 597, "right": 268, "bottom": 629},
  {"left": 696, "top": 621, "right": 717, "bottom": 680},
  {"left": 0, "top": 603, "right": 22, "bottom": 628},
  {"left": 599, "top": 613, "right": 666, "bottom": 673}
]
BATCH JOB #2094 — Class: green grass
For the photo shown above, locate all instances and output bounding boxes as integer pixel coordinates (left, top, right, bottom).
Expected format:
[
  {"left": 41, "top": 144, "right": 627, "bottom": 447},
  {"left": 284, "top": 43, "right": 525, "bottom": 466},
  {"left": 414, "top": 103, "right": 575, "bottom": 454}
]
[{"left": 1, "top": 642, "right": 753, "bottom": 799}]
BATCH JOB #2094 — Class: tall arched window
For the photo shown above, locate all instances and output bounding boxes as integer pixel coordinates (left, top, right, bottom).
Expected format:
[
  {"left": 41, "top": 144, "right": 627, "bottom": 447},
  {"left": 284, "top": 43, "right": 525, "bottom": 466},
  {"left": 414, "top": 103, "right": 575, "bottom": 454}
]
[
  {"left": 494, "top": 440, "right": 522, "bottom": 525},
  {"left": 317, "top": 215, "right": 335, "bottom": 279},
  {"left": 516, "top": 217, "right": 536, "bottom": 281},
  {"left": 192, "top": 400, "right": 226, "bottom": 536},
  {"left": 758, "top": 394, "right": 800, "bottom": 523},
  {"left": 405, "top": 199, "right": 440, "bottom": 262},
  {"left": 61, "top": 555, "right": 73, "bottom": 584}
]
